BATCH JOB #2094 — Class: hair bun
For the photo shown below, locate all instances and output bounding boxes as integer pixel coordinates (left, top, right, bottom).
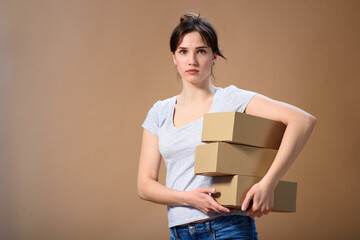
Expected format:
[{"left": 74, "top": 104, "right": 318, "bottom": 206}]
[{"left": 180, "top": 13, "right": 201, "bottom": 22}]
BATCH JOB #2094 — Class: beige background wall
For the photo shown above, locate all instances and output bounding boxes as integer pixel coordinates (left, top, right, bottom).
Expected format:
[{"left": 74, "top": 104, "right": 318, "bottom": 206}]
[{"left": 1, "top": 0, "right": 359, "bottom": 239}]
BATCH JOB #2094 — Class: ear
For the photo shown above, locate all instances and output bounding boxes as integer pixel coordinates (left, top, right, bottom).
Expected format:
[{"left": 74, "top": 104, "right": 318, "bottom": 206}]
[{"left": 212, "top": 54, "right": 217, "bottom": 64}]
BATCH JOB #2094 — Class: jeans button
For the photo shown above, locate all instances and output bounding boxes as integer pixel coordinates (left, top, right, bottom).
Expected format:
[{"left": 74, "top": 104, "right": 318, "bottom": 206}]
[{"left": 189, "top": 226, "right": 196, "bottom": 233}]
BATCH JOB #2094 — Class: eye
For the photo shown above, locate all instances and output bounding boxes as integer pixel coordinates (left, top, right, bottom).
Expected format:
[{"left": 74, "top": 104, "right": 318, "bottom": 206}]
[
  {"left": 178, "top": 49, "right": 187, "bottom": 55},
  {"left": 197, "top": 49, "right": 207, "bottom": 54}
]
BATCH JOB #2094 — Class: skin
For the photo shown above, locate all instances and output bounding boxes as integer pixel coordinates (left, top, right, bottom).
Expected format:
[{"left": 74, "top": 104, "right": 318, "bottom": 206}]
[{"left": 137, "top": 31, "right": 317, "bottom": 219}]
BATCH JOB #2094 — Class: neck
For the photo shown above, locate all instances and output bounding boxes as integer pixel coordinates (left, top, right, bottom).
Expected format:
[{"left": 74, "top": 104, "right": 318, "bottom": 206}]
[{"left": 177, "top": 80, "right": 216, "bottom": 105}]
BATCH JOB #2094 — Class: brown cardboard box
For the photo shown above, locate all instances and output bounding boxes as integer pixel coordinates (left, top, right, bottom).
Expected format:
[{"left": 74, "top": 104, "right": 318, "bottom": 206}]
[
  {"left": 195, "top": 142, "right": 277, "bottom": 177},
  {"left": 212, "top": 175, "right": 297, "bottom": 212},
  {"left": 202, "top": 112, "right": 286, "bottom": 149}
]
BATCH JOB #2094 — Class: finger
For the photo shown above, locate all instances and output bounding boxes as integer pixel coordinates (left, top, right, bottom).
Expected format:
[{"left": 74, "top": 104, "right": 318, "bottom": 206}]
[
  {"left": 199, "top": 187, "right": 216, "bottom": 194},
  {"left": 255, "top": 205, "right": 270, "bottom": 218},
  {"left": 209, "top": 197, "right": 230, "bottom": 213},
  {"left": 246, "top": 202, "right": 258, "bottom": 218},
  {"left": 208, "top": 195, "right": 229, "bottom": 213},
  {"left": 265, "top": 206, "right": 272, "bottom": 215},
  {"left": 217, "top": 206, "right": 231, "bottom": 213},
  {"left": 249, "top": 209, "right": 261, "bottom": 218},
  {"left": 246, "top": 209, "right": 254, "bottom": 218}
]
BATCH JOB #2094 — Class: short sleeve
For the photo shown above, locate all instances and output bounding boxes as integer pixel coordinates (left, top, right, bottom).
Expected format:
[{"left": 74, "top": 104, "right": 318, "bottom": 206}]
[
  {"left": 222, "top": 85, "right": 257, "bottom": 112},
  {"left": 142, "top": 101, "right": 160, "bottom": 136}
]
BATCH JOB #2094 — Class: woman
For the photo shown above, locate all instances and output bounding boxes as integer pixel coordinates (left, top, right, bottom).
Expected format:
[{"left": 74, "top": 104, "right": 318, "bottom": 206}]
[{"left": 138, "top": 13, "right": 317, "bottom": 240}]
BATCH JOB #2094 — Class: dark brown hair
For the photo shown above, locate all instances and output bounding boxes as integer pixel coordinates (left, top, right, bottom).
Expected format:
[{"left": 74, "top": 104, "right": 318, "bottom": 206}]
[{"left": 170, "top": 13, "right": 226, "bottom": 59}]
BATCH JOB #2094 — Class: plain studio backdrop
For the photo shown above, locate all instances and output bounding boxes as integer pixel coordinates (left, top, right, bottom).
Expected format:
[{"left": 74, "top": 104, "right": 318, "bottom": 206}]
[{"left": 0, "top": 0, "right": 359, "bottom": 239}]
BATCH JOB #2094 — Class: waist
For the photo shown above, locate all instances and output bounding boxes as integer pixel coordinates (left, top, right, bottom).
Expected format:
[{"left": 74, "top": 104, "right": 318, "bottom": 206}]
[
  {"left": 177, "top": 215, "right": 221, "bottom": 226},
  {"left": 170, "top": 215, "right": 254, "bottom": 233}
]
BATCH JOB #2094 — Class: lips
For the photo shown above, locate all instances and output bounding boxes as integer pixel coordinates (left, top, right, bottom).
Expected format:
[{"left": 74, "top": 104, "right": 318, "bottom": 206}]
[{"left": 186, "top": 69, "right": 199, "bottom": 74}]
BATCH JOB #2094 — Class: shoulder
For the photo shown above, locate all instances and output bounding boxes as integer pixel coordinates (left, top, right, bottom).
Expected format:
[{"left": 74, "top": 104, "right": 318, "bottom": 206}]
[
  {"left": 217, "top": 85, "right": 257, "bottom": 98},
  {"left": 142, "top": 96, "right": 175, "bottom": 133},
  {"left": 151, "top": 96, "right": 176, "bottom": 113},
  {"left": 214, "top": 85, "right": 258, "bottom": 112},
  {"left": 146, "top": 95, "right": 176, "bottom": 123}
]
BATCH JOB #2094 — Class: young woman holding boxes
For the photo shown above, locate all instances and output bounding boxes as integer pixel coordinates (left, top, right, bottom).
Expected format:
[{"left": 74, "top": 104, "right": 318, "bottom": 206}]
[{"left": 138, "top": 13, "right": 317, "bottom": 240}]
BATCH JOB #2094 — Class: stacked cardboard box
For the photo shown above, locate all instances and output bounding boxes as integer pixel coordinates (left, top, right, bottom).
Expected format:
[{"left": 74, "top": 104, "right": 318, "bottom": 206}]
[{"left": 195, "top": 112, "right": 297, "bottom": 212}]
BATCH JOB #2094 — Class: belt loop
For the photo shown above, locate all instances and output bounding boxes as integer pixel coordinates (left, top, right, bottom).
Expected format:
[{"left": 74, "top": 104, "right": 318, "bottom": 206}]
[
  {"left": 206, "top": 220, "right": 215, "bottom": 239},
  {"left": 172, "top": 226, "right": 179, "bottom": 240},
  {"left": 206, "top": 221, "right": 211, "bottom": 232}
]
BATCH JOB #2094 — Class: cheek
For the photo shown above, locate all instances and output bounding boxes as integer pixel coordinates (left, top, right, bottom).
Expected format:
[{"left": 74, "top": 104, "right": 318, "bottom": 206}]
[
  {"left": 174, "top": 62, "right": 185, "bottom": 75},
  {"left": 177, "top": 58, "right": 187, "bottom": 68},
  {"left": 173, "top": 55, "right": 184, "bottom": 66},
  {"left": 203, "top": 60, "right": 214, "bottom": 71},
  {"left": 175, "top": 62, "right": 183, "bottom": 70}
]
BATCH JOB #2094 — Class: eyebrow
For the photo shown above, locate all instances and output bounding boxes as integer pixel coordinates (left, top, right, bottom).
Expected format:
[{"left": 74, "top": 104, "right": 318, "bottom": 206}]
[{"left": 177, "top": 46, "right": 209, "bottom": 49}]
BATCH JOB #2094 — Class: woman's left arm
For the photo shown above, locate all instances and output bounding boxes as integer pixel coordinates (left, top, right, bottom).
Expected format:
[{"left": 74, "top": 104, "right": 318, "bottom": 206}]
[{"left": 241, "top": 94, "right": 317, "bottom": 218}]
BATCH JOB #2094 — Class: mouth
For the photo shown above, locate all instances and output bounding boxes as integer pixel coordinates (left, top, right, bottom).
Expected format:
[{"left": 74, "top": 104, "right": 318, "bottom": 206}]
[{"left": 186, "top": 69, "right": 199, "bottom": 74}]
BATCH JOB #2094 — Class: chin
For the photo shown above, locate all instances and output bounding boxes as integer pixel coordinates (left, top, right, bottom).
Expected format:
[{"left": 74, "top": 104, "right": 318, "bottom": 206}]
[
  {"left": 183, "top": 79, "right": 208, "bottom": 85},
  {"left": 182, "top": 76, "right": 210, "bottom": 85}
]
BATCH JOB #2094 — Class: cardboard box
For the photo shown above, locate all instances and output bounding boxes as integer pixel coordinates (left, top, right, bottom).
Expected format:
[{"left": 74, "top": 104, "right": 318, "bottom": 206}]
[
  {"left": 195, "top": 142, "right": 276, "bottom": 177},
  {"left": 202, "top": 112, "right": 286, "bottom": 149},
  {"left": 212, "top": 175, "right": 297, "bottom": 212}
]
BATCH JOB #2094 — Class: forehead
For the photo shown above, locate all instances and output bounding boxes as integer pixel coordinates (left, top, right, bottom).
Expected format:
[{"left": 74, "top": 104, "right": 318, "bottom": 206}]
[{"left": 177, "top": 31, "right": 209, "bottom": 48}]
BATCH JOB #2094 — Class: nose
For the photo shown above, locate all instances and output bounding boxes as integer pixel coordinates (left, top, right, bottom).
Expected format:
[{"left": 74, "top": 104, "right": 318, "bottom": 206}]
[{"left": 188, "top": 52, "right": 198, "bottom": 66}]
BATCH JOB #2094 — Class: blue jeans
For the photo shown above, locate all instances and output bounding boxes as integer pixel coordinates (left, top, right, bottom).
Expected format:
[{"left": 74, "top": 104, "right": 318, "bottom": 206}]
[{"left": 170, "top": 215, "right": 258, "bottom": 240}]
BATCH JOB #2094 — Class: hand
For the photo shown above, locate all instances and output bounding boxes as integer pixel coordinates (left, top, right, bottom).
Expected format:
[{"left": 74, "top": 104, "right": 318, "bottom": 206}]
[
  {"left": 241, "top": 180, "right": 275, "bottom": 218},
  {"left": 184, "top": 187, "right": 231, "bottom": 215}
]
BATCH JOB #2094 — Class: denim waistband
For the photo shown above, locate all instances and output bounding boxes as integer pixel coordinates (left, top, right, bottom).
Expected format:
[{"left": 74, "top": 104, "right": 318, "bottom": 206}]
[{"left": 170, "top": 215, "right": 253, "bottom": 238}]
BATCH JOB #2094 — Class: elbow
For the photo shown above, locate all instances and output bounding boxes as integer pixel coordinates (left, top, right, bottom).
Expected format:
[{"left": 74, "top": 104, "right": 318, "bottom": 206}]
[
  {"left": 137, "top": 180, "right": 149, "bottom": 201},
  {"left": 138, "top": 191, "right": 146, "bottom": 201},
  {"left": 306, "top": 114, "right": 317, "bottom": 130},
  {"left": 137, "top": 184, "right": 145, "bottom": 200},
  {"left": 299, "top": 113, "right": 317, "bottom": 135},
  {"left": 288, "top": 112, "right": 317, "bottom": 134}
]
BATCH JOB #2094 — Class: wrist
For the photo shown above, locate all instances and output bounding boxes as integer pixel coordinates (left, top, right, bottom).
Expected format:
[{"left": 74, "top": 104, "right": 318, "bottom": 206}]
[
  {"left": 181, "top": 190, "right": 191, "bottom": 207},
  {"left": 261, "top": 174, "right": 279, "bottom": 191}
]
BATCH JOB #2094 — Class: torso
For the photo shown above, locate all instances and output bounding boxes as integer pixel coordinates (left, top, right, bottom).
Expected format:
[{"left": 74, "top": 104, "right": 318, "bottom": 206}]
[
  {"left": 145, "top": 85, "right": 256, "bottom": 227},
  {"left": 173, "top": 95, "right": 214, "bottom": 128}
]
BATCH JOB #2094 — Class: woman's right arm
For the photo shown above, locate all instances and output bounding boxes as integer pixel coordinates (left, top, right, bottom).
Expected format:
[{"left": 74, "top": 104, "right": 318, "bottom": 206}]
[{"left": 137, "top": 129, "right": 230, "bottom": 214}]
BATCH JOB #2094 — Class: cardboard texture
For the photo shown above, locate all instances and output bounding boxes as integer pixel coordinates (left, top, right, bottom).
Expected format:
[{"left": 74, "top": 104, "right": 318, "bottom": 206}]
[
  {"left": 212, "top": 175, "right": 297, "bottom": 212},
  {"left": 194, "top": 142, "right": 277, "bottom": 177},
  {"left": 201, "top": 112, "right": 286, "bottom": 149}
]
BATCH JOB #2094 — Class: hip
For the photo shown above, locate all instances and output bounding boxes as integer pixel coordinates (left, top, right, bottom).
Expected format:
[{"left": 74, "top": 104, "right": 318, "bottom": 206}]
[{"left": 170, "top": 215, "right": 258, "bottom": 240}]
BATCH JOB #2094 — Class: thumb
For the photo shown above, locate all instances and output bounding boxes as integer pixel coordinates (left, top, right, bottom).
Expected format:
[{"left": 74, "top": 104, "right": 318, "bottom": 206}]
[{"left": 241, "top": 192, "right": 253, "bottom": 211}]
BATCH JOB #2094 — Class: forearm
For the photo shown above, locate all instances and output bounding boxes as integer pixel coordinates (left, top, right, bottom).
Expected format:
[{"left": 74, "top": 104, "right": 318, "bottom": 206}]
[
  {"left": 138, "top": 177, "right": 187, "bottom": 206},
  {"left": 241, "top": 94, "right": 317, "bottom": 217},
  {"left": 262, "top": 114, "right": 317, "bottom": 187},
  {"left": 138, "top": 176, "right": 231, "bottom": 214},
  {"left": 138, "top": 123, "right": 230, "bottom": 214}
]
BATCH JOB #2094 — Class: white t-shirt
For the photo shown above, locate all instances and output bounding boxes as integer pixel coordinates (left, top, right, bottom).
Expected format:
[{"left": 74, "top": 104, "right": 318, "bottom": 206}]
[{"left": 142, "top": 85, "right": 257, "bottom": 228}]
